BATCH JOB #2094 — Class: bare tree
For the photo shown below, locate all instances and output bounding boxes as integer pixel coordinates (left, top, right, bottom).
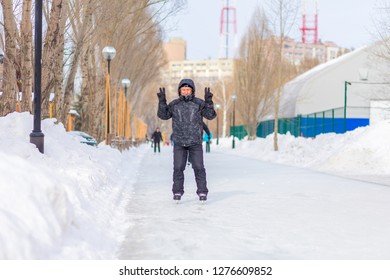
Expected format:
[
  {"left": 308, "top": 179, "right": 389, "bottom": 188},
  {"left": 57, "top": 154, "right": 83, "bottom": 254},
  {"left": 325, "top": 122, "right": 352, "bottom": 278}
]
[
  {"left": 371, "top": 1, "right": 390, "bottom": 59},
  {"left": 1, "top": 0, "right": 19, "bottom": 116},
  {"left": 52, "top": 0, "right": 67, "bottom": 121},
  {"left": 0, "top": 0, "right": 185, "bottom": 145},
  {"left": 93, "top": 0, "right": 182, "bottom": 140},
  {"left": 74, "top": 0, "right": 185, "bottom": 141},
  {"left": 234, "top": 8, "right": 278, "bottom": 140},
  {"left": 20, "top": 0, "right": 33, "bottom": 112},
  {"left": 266, "top": 0, "right": 299, "bottom": 151},
  {"left": 59, "top": 0, "right": 95, "bottom": 124},
  {"left": 212, "top": 76, "right": 234, "bottom": 138},
  {"left": 41, "top": 0, "right": 64, "bottom": 119}
]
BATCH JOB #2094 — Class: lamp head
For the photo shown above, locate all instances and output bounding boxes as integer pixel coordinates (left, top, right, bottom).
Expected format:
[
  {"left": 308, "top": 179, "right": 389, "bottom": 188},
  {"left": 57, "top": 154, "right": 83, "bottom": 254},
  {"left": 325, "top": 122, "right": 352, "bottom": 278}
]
[
  {"left": 102, "top": 46, "right": 116, "bottom": 61},
  {"left": 121, "top": 78, "right": 131, "bottom": 89}
]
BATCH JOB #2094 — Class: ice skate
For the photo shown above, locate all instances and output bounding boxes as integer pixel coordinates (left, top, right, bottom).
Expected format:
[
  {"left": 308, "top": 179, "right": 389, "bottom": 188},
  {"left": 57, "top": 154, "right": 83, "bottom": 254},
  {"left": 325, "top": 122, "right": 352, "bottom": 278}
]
[
  {"left": 198, "top": 193, "right": 207, "bottom": 203},
  {"left": 173, "top": 193, "right": 182, "bottom": 203}
]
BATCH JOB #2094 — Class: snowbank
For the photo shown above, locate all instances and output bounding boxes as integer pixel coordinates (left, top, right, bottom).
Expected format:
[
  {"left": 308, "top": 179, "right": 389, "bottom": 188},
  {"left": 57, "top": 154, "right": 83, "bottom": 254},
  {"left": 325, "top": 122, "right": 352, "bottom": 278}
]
[
  {"left": 213, "top": 120, "right": 390, "bottom": 182},
  {"left": 0, "top": 112, "right": 147, "bottom": 259}
]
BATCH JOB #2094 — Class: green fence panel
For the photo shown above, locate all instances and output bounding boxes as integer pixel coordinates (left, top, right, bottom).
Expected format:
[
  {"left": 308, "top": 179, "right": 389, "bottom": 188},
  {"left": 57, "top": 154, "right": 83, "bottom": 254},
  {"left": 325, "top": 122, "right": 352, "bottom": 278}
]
[
  {"left": 230, "top": 106, "right": 370, "bottom": 139},
  {"left": 230, "top": 125, "right": 248, "bottom": 140}
]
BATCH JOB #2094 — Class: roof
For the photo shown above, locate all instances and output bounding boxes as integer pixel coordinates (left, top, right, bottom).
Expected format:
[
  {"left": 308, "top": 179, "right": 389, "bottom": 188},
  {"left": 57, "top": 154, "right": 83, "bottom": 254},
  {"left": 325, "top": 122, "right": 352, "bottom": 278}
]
[
  {"left": 264, "top": 43, "right": 390, "bottom": 120},
  {"left": 278, "top": 46, "right": 369, "bottom": 118}
]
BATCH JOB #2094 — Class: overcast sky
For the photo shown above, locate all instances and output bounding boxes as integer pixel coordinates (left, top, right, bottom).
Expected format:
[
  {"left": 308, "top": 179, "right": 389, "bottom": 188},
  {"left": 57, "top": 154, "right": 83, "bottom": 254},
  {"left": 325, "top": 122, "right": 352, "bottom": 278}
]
[{"left": 163, "top": 0, "right": 382, "bottom": 60}]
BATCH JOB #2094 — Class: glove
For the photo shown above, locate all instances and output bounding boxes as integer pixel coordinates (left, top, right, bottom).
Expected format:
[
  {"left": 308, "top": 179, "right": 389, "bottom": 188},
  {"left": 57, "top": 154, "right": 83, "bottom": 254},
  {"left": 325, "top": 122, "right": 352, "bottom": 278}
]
[
  {"left": 157, "top": 87, "right": 166, "bottom": 103},
  {"left": 204, "top": 87, "right": 213, "bottom": 103}
]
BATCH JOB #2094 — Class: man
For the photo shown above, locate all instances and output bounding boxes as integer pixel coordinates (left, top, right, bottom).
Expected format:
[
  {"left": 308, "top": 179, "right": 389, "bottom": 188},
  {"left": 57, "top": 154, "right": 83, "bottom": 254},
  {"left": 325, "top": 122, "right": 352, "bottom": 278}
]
[
  {"left": 151, "top": 127, "right": 163, "bottom": 153},
  {"left": 157, "top": 79, "right": 216, "bottom": 201}
]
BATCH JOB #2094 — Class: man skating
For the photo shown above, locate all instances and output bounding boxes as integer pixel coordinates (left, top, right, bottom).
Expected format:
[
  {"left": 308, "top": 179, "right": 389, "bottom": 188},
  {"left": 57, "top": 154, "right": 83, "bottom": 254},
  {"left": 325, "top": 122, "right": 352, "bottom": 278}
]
[
  {"left": 157, "top": 79, "right": 216, "bottom": 201},
  {"left": 151, "top": 127, "right": 163, "bottom": 153}
]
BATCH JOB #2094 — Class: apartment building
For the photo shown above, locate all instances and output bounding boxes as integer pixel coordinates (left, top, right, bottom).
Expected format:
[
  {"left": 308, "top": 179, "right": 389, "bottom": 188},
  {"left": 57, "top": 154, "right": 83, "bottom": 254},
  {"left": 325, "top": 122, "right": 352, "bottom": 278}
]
[
  {"left": 282, "top": 37, "right": 348, "bottom": 64},
  {"left": 163, "top": 59, "right": 234, "bottom": 81}
]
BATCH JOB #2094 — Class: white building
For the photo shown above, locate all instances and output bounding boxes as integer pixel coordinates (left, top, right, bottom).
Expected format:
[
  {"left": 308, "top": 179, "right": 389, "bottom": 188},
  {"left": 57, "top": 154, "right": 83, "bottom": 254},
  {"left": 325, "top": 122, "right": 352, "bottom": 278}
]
[
  {"left": 282, "top": 37, "right": 349, "bottom": 65},
  {"left": 262, "top": 41, "right": 390, "bottom": 137}
]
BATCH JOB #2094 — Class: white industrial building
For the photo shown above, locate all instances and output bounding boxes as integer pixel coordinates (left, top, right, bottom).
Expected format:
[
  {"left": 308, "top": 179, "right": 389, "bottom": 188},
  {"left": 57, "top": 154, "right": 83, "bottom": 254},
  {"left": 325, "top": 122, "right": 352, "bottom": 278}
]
[{"left": 272, "top": 41, "right": 390, "bottom": 137}]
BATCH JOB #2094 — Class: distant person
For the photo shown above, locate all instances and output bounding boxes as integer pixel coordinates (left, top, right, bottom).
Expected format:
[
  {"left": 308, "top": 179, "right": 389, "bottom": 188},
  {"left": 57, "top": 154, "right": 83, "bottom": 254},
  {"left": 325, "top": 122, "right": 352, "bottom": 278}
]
[
  {"left": 151, "top": 127, "right": 163, "bottom": 153},
  {"left": 157, "top": 78, "right": 216, "bottom": 201},
  {"left": 203, "top": 122, "right": 212, "bottom": 153}
]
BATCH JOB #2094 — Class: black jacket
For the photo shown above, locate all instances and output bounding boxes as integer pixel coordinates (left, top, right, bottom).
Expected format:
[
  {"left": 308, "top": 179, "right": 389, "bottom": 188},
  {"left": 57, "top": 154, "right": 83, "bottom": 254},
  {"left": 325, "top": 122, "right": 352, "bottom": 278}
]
[
  {"left": 158, "top": 79, "right": 216, "bottom": 146},
  {"left": 151, "top": 131, "right": 163, "bottom": 143}
]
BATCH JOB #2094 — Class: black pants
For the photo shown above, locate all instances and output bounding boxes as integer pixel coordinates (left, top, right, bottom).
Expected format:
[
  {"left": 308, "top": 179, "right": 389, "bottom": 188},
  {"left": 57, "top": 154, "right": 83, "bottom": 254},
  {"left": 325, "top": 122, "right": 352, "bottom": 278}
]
[
  {"left": 154, "top": 141, "right": 160, "bottom": 153},
  {"left": 172, "top": 143, "right": 208, "bottom": 195}
]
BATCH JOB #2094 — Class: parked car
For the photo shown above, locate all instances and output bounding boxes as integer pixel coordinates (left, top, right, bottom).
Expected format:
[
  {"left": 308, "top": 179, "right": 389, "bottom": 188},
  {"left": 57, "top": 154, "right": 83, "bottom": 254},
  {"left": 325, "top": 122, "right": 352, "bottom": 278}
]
[{"left": 68, "top": 131, "right": 97, "bottom": 147}]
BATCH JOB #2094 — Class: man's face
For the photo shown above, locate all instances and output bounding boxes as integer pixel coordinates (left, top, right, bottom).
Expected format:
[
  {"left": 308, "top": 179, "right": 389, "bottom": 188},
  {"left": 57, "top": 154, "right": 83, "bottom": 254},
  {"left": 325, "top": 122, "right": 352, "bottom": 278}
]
[{"left": 180, "top": 86, "right": 192, "bottom": 96}]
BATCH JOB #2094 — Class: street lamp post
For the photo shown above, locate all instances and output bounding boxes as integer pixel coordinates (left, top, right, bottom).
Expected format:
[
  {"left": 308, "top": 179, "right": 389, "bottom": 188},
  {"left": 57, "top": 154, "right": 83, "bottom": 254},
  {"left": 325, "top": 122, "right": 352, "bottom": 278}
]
[
  {"left": 102, "top": 46, "right": 116, "bottom": 75},
  {"left": 231, "top": 95, "right": 237, "bottom": 149},
  {"left": 102, "top": 46, "right": 116, "bottom": 144},
  {"left": 344, "top": 81, "right": 351, "bottom": 133},
  {"left": 121, "top": 78, "right": 131, "bottom": 139},
  {"left": 30, "top": 0, "right": 44, "bottom": 153},
  {"left": 216, "top": 104, "right": 220, "bottom": 145}
]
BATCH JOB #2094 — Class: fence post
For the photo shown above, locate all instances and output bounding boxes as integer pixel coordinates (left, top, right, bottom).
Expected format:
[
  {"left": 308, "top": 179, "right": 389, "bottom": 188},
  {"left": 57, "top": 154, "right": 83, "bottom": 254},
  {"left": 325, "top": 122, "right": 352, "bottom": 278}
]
[
  {"left": 306, "top": 115, "right": 309, "bottom": 137},
  {"left": 332, "top": 109, "right": 335, "bottom": 132},
  {"left": 298, "top": 115, "right": 302, "bottom": 137},
  {"left": 322, "top": 111, "right": 325, "bottom": 133}
]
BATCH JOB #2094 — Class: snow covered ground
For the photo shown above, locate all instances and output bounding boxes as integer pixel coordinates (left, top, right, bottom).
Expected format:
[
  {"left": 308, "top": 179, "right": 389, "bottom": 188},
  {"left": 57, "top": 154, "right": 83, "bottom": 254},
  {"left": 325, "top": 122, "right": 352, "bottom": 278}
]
[
  {"left": 119, "top": 149, "right": 390, "bottom": 260},
  {"left": 1, "top": 112, "right": 390, "bottom": 260}
]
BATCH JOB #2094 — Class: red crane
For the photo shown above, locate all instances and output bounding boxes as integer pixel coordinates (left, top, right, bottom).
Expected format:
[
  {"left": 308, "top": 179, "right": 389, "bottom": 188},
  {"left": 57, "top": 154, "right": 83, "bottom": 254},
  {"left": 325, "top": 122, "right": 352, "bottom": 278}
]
[
  {"left": 300, "top": 0, "right": 318, "bottom": 44},
  {"left": 219, "top": 0, "right": 237, "bottom": 58}
]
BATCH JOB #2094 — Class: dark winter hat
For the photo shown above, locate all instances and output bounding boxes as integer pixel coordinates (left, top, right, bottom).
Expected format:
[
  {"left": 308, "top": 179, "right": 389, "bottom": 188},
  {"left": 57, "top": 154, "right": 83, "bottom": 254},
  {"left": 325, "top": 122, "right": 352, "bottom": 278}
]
[{"left": 178, "top": 78, "right": 195, "bottom": 94}]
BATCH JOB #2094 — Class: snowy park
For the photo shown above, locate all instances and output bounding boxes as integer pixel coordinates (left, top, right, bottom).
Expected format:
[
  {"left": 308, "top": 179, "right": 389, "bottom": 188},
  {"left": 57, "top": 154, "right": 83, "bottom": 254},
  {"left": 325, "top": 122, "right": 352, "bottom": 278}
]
[{"left": 1, "top": 112, "right": 390, "bottom": 259}]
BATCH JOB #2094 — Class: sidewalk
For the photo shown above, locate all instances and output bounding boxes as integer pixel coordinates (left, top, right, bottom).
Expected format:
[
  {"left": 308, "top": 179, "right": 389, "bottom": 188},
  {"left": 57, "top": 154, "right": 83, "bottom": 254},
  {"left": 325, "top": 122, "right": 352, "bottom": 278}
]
[{"left": 118, "top": 147, "right": 390, "bottom": 259}]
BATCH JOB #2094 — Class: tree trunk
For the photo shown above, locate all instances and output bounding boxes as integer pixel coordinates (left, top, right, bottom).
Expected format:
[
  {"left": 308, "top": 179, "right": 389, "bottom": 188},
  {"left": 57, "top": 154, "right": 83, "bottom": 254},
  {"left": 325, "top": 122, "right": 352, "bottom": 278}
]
[
  {"left": 79, "top": 1, "right": 95, "bottom": 135},
  {"left": 20, "top": 0, "right": 33, "bottom": 113},
  {"left": 1, "top": 0, "right": 19, "bottom": 116},
  {"left": 41, "top": 0, "right": 63, "bottom": 118},
  {"left": 53, "top": 0, "right": 67, "bottom": 121},
  {"left": 60, "top": 0, "right": 93, "bottom": 125},
  {"left": 80, "top": 44, "right": 90, "bottom": 133},
  {"left": 273, "top": 2, "right": 284, "bottom": 152}
]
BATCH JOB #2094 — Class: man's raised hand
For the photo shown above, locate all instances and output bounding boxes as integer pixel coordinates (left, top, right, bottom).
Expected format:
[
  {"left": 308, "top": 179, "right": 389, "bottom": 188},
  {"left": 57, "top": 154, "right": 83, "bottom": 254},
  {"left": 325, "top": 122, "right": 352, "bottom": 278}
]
[
  {"left": 157, "top": 87, "right": 166, "bottom": 103},
  {"left": 204, "top": 87, "right": 213, "bottom": 103}
]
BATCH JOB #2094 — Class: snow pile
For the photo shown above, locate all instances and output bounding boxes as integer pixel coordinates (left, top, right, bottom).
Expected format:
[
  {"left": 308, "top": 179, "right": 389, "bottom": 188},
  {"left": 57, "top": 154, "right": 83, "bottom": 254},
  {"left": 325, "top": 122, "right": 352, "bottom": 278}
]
[
  {"left": 0, "top": 112, "right": 147, "bottom": 259},
  {"left": 213, "top": 120, "right": 390, "bottom": 179}
]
